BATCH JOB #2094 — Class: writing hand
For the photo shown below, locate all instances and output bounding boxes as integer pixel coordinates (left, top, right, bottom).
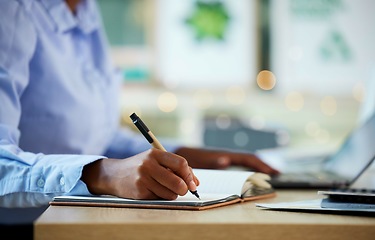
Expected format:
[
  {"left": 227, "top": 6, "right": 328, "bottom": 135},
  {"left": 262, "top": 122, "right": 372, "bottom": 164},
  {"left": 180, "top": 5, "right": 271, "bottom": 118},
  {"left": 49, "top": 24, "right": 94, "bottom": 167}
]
[{"left": 81, "top": 149, "right": 199, "bottom": 200}]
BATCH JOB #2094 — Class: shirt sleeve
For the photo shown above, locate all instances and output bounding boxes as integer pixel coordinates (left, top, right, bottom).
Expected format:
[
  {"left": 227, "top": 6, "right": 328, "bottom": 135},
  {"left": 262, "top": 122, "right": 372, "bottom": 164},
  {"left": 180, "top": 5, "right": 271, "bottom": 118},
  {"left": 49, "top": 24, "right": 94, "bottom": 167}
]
[
  {"left": 0, "top": 141, "right": 105, "bottom": 196},
  {"left": 0, "top": 0, "right": 103, "bottom": 197}
]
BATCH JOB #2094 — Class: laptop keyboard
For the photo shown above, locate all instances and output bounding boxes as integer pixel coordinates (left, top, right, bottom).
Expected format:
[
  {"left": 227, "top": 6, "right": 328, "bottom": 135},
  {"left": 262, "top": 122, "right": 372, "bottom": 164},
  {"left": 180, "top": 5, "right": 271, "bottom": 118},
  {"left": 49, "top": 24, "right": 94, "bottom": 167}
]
[{"left": 273, "top": 171, "right": 340, "bottom": 182}]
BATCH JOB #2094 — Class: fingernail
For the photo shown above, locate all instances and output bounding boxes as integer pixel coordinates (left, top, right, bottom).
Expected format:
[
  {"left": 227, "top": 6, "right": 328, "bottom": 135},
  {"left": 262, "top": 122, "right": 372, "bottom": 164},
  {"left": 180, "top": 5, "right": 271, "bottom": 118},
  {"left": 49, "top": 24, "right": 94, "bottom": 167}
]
[
  {"left": 218, "top": 157, "right": 230, "bottom": 166},
  {"left": 189, "top": 180, "right": 197, "bottom": 191}
]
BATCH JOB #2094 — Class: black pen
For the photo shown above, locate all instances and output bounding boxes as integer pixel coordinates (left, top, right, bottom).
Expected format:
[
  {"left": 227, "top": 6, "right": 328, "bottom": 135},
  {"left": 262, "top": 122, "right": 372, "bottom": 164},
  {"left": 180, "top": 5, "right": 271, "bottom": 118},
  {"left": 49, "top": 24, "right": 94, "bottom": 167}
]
[{"left": 130, "top": 112, "right": 201, "bottom": 200}]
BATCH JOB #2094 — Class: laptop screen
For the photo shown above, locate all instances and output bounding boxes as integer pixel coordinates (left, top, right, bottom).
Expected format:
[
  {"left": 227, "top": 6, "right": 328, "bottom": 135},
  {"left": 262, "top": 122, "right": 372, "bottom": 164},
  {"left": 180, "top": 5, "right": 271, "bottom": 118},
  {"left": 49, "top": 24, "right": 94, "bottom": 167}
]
[{"left": 323, "top": 113, "right": 375, "bottom": 180}]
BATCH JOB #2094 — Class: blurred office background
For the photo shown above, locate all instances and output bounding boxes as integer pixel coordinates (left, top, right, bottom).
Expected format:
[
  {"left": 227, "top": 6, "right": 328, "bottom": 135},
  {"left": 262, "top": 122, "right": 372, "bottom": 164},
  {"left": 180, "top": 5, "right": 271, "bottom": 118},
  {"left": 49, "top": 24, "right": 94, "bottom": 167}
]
[{"left": 96, "top": 0, "right": 375, "bottom": 153}]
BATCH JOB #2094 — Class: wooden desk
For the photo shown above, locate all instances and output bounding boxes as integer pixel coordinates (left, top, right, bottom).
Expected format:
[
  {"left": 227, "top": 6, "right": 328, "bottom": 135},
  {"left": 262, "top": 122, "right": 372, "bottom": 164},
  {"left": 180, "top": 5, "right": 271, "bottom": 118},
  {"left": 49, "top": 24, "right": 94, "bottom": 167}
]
[{"left": 34, "top": 190, "right": 375, "bottom": 240}]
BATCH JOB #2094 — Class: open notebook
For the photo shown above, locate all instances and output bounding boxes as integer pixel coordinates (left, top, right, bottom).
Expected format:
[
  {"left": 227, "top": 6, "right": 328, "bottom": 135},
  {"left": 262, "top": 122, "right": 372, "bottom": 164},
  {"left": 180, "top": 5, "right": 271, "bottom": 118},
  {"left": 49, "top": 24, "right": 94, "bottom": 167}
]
[{"left": 50, "top": 169, "right": 276, "bottom": 210}]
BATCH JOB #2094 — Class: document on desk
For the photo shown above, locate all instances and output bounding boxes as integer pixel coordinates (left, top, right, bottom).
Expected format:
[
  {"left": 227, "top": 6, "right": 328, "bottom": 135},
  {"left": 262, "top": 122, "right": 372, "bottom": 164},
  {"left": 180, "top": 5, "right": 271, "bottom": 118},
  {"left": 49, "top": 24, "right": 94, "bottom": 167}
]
[{"left": 50, "top": 169, "right": 276, "bottom": 210}]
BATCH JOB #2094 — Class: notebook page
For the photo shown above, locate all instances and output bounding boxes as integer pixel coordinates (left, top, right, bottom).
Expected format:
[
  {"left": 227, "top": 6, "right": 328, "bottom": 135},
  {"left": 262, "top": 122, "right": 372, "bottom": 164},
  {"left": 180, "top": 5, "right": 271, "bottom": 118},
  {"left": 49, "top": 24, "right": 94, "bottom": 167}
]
[{"left": 193, "top": 169, "right": 254, "bottom": 196}]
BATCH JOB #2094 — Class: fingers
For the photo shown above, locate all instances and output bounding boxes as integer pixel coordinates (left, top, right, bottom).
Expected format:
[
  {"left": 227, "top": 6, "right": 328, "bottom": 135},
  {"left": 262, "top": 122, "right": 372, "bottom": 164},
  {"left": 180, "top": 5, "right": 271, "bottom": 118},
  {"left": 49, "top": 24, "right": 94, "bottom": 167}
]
[
  {"left": 155, "top": 150, "right": 199, "bottom": 191},
  {"left": 190, "top": 167, "right": 200, "bottom": 186},
  {"left": 241, "top": 155, "right": 280, "bottom": 175},
  {"left": 150, "top": 163, "right": 190, "bottom": 196},
  {"left": 113, "top": 148, "right": 279, "bottom": 200},
  {"left": 139, "top": 174, "right": 179, "bottom": 200},
  {"left": 140, "top": 149, "right": 199, "bottom": 199}
]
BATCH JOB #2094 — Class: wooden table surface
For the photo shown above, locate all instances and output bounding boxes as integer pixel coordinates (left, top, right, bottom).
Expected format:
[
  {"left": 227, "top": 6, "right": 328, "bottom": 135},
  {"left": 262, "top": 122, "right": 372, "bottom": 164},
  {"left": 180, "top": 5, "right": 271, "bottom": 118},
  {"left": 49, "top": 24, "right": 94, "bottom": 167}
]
[{"left": 34, "top": 190, "right": 375, "bottom": 240}]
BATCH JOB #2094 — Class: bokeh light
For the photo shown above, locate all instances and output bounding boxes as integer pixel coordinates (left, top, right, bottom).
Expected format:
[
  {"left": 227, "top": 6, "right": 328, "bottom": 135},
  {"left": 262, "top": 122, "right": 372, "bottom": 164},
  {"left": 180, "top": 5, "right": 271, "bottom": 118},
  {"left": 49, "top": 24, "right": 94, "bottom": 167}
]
[
  {"left": 215, "top": 114, "right": 231, "bottom": 129},
  {"left": 256, "top": 70, "right": 276, "bottom": 90},
  {"left": 193, "top": 89, "right": 214, "bottom": 109},
  {"left": 305, "top": 121, "right": 320, "bottom": 137},
  {"left": 233, "top": 131, "right": 249, "bottom": 147},
  {"left": 157, "top": 92, "right": 178, "bottom": 112},
  {"left": 315, "top": 129, "right": 330, "bottom": 144},
  {"left": 320, "top": 96, "right": 337, "bottom": 116},
  {"left": 249, "top": 115, "right": 265, "bottom": 130},
  {"left": 285, "top": 91, "right": 304, "bottom": 112},
  {"left": 225, "top": 86, "right": 246, "bottom": 105},
  {"left": 275, "top": 129, "right": 290, "bottom": 146},
  {"left": 305, "top": 121, "right": 330, "bottom": 144}
]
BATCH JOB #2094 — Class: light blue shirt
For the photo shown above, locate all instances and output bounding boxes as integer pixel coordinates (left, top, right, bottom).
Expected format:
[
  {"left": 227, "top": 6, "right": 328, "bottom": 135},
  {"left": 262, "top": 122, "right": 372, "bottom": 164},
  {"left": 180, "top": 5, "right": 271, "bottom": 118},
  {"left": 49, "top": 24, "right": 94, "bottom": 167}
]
[{"left": 0, "top": 0, "right": 178, "bottom": 202}]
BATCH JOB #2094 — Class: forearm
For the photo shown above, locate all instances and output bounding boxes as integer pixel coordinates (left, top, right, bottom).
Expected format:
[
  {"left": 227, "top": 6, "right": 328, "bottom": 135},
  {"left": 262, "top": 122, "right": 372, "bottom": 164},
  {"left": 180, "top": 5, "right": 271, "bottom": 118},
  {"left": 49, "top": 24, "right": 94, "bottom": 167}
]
[
  {"left": 174, "top": 147, "right": 231, "bottom": 169},
  {"left": 174, "top": 146, "right": 280, "bottom": 175}
]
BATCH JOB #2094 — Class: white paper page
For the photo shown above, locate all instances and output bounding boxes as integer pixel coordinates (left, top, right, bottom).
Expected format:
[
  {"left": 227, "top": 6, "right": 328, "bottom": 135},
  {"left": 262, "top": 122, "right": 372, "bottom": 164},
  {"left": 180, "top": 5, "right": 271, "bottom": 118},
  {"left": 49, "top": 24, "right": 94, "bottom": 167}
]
[{"left": 192, "top": 169, "right": 254, "bottom": 196}]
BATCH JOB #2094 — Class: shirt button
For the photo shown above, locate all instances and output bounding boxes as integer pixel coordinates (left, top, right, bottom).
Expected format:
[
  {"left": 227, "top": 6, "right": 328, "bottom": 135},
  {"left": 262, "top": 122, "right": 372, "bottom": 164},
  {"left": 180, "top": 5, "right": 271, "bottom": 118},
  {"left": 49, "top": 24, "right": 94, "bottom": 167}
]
[
  {"left": 37, "top": 178, "right": 45, "bottom": 188},
  {"left": 59, "top": 177, "right": 65, "bottom": 186}
]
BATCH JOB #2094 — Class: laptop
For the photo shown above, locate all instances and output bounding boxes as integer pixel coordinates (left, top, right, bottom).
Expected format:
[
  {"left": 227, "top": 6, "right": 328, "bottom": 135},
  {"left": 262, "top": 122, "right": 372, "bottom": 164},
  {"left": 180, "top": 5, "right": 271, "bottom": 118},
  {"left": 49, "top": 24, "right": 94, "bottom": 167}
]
[{"left": 265, "top": 112, "right": 375, "bottom": 189}]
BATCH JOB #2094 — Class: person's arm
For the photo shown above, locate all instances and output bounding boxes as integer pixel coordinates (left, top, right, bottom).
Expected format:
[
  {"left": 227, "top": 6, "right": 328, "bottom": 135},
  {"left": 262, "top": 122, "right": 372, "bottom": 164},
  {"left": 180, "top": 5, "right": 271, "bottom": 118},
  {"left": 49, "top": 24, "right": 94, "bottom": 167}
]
[
  {"left": 175, "top": 147, "right": 280, "bottom": 175},
  {"left": 0, "top": 2, "right": 198, "bottom": 201},
  {"left": 104, "top": 123, "right": 279, "bottom": 175},
  {"left": 0, "top": 2, "right": 102, "bottom": 197},
  {"left": 0, "top": 141, "right": 105, "bottom": 197}
]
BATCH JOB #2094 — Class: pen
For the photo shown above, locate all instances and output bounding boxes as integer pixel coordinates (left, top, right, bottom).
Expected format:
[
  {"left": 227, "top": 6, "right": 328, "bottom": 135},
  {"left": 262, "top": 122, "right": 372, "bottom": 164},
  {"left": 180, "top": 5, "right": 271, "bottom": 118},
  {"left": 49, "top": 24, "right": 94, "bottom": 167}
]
[{"left": 130, "top": 112, "right": 200, "bottom": 200}]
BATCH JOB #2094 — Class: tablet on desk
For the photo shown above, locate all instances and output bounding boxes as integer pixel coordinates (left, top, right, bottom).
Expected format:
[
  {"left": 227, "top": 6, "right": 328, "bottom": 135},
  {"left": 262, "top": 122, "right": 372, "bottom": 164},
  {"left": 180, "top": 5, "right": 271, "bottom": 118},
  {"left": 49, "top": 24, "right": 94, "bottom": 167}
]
[{"left": 318, "top": 188, "right": 375, "bottom": 207}]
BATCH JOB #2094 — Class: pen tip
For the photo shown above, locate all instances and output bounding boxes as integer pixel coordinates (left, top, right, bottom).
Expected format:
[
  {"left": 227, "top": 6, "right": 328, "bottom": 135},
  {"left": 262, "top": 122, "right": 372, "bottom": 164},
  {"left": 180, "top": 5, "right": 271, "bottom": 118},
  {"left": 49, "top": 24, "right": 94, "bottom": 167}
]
[{"left": 190, "top": 190, "right": 200, "bottom": 200}]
